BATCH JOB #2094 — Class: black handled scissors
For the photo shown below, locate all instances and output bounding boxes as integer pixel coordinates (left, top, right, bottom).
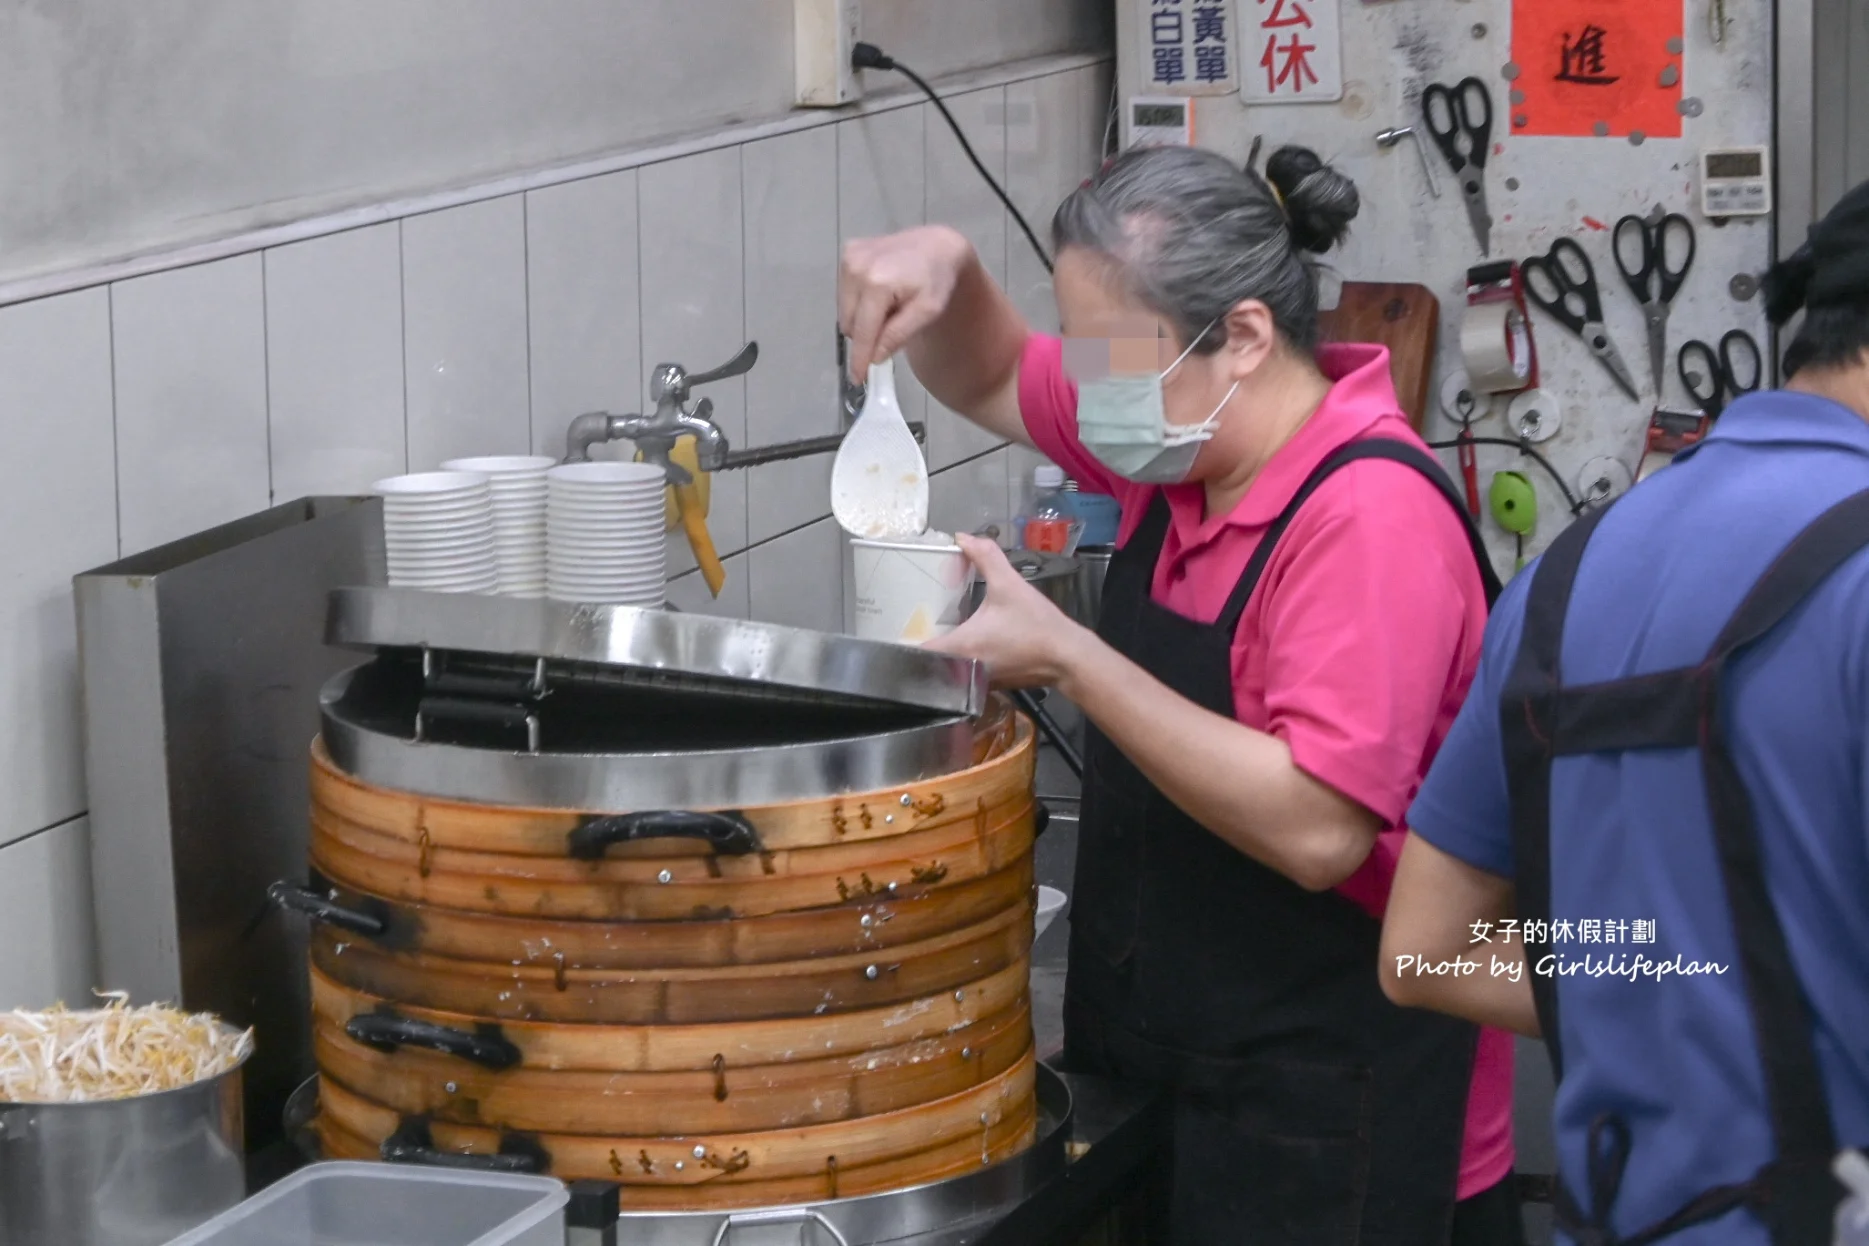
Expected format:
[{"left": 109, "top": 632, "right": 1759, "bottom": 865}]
[
  {"left": 1522, "top": 238, "right": 1642, "bottom": 400},
  {"left": 1678, "top": 329, "right": 1762, "bottom": 419},
  {"left": 1613, "top": 213, "right": 1697, "bottom": 396},
  {"left": 1422, "top": 78, "right": 1493, "bottom": 256}
]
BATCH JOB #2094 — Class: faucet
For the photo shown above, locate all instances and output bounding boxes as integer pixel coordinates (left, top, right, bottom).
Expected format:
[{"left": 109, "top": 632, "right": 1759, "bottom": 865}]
[
  {"left": 562, "top": 342, "right": 758, "bottom": 484},
  {"left": 561, "top": 333, "right": 927, "bottom": 482}
]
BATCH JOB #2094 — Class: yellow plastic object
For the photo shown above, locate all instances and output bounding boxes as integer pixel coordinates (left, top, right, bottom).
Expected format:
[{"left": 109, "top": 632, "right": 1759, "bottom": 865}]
[
  {"left": 647, "top": 436, "right": 711, "bottom": 531},
  {"left": 640, "top": 435, "right": 724, "bottom": 598}
]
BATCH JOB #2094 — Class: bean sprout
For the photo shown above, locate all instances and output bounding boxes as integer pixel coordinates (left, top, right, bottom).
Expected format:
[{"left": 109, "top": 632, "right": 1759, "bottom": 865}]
[{"left": 0, "top": 991, "right": 253, "bottom": 1103}]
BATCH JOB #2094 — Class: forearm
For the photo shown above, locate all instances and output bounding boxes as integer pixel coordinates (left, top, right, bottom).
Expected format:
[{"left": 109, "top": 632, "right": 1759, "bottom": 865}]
[
  {"left": 1381, "top": 832, "right": 1543, "bottom": 1037},
  {"left": 905, "top": 241, "right": 1032, "bottom": 443},
  {"left": 1056, "top": 626, "right": 1378, "bottom": 891},
  {"left": 1387, "top": 945, "right": 1542, "bottom": 1037}
]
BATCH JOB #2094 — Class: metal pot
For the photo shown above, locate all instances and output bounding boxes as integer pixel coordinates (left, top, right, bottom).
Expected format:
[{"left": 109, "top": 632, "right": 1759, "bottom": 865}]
[
  {"left": 0, "top": 1043, "right": 249, "bottom": 1246},
  {"left": 1073, "top": 546, "right": 1113, "bottom": 630},
  {"left": 968, "top": 551, "right": 1087, "bottom": 626}
]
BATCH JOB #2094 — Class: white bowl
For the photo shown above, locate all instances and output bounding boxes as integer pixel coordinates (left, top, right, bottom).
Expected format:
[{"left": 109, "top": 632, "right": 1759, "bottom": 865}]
[
  {"left": 1035, "top": 886, "right": 1068, "bottom": 939},
  {"left": 375, "top": 471, "right": 491, "bottom": 495},
  {"left": 548, "top": 461, "right": 666, "bottom": 484},
  {"left": 441, "top": 455, "right": 557, "bottom": 475}
]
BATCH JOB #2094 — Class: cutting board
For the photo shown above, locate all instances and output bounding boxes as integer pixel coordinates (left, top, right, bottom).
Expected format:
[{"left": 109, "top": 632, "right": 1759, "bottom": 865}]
[{"left": 1318, "top": 282, "right": 1439, "bottom": 431}]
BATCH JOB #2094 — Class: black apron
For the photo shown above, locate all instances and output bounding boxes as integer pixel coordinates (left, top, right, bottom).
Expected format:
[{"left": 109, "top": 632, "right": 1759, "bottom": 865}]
[
  {"left": 1063, "top": 439, "right": 1503, "bottom": 1245},
  {"left": 1500, "top": 488, "right": 1869, "bottom": 1246}
]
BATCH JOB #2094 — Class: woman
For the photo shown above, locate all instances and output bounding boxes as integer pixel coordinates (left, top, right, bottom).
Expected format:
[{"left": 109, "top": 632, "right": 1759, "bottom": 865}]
[{"left": 839, "top": 144, "right": 1519, "bottom": 1243}]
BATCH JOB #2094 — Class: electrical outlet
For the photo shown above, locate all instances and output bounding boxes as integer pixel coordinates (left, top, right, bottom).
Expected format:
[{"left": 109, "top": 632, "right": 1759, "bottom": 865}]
[{"left": 794, "top": 0, "right": 861, "bottom": 107}]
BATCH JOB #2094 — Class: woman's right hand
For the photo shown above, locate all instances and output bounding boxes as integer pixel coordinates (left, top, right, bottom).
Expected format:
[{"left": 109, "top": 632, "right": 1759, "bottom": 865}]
[{"left": 838, "top": 226, "right": 974, "bottom": 380}]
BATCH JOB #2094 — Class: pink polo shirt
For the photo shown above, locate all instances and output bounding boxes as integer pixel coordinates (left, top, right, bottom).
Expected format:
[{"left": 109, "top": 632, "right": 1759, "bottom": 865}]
[{"left": 1019, "top": 334, "right": 1514, "bottom": 1200}]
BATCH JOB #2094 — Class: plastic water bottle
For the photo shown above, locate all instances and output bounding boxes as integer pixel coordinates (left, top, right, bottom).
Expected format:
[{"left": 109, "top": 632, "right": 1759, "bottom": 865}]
[
  {"left": 1836, "top": 1150, "right": 1869, "bottom": 1245},
  {"left": 1021, "top": 465, "right": 1076, "bottom": 554}
]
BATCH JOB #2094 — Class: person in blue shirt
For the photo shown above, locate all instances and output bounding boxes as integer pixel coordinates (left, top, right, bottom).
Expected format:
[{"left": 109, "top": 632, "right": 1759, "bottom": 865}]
[{"left": 1380, "top": 176, "right": 1869, "bottom": 1246}]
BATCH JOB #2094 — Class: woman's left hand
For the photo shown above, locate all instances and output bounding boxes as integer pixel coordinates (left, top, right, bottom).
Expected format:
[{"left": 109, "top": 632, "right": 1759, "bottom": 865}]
[{"left": 924, "top": 535, "right": 1089, "bottom": 687}]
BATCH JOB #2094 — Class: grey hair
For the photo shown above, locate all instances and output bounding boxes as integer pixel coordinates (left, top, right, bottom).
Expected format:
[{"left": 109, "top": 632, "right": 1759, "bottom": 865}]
[{"left": 1051, "top": 144, "right": 1359, "bottom": 354}]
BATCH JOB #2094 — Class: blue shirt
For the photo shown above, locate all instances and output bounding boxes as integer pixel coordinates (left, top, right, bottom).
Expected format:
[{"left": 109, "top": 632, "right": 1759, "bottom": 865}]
[{"left": 1410, "top": 391, "right": 1869, "bottom": 1246}]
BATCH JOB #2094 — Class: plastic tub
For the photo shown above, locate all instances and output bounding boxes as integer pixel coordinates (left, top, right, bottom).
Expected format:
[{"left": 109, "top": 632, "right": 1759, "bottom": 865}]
[{"left": 162, "top": 1161, "right": 568, "bottom": 1246}]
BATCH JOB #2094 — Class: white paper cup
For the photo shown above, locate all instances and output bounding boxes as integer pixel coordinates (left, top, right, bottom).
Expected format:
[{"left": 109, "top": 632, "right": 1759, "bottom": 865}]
[{"left": 849, "top": 536, "right": 974, "bottom": 645}]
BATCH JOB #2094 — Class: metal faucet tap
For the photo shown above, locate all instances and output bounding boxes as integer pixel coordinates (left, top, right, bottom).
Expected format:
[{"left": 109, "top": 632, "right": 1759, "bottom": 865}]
[{"left": 561, "top": 342, "right": 759, "bottom": 484}]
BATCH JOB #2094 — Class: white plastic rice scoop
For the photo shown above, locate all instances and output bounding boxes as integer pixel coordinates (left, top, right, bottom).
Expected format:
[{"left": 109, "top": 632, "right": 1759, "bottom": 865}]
[{"left": 832, "top": 358, "right": 929, "bottom": 539}]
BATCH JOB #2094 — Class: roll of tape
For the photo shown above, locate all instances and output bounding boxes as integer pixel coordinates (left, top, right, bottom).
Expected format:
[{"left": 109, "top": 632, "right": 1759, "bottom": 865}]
[{"left": 1460, "top": 302, "right": 1533, "bottom": 394}]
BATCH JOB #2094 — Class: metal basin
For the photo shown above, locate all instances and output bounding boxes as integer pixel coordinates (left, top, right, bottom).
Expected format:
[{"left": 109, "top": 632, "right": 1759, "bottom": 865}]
[
  {"left": 969, "top": 552, "right": 1085, "bottom": 625},
  {"left": 0, "top": 1044, "right": 249, "bottom": 1246}
]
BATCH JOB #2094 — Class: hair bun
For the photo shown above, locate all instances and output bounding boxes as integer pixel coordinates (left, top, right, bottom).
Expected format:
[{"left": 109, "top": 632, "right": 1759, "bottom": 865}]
[{"left": 1265, "top": 145, "right": 1359, "bottom": 253}]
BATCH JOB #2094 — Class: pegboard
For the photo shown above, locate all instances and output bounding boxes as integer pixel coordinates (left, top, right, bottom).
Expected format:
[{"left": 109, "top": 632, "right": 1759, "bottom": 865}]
[{"left": 1115, "top": 0, "right": 1774, "bottom": 575}]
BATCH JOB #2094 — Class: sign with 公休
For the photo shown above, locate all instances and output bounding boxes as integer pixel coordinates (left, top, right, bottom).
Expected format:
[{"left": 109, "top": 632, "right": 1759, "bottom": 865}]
[
  {"left": 1508, "top": 0, "right": 1684, "bottom": 138},
  {"left": 1139, "top": 0, "right": 1240, "bottom": 96},
  {"left": 1237, "top": 0, "right": 1344, "bottom": 104}
]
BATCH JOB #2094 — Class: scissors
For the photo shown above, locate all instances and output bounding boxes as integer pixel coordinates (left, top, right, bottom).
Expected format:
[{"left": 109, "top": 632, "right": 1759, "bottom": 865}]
[
  {"left": 1521, "top": 238, "right": 1643, "bottom": 401},
  {"left": 1677, "top": 329, "right": 1762, "bottom": 419},
  {"left": 1613, "top": 212, "right": 1697, "bottom": 395},
  {"left": 1422, "top": 77, "right": 1493, "bottom": 256}
]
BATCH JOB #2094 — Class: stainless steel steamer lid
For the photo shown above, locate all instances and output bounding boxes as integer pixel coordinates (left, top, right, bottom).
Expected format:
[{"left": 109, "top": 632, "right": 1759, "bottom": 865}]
[
  {"left": 319, "top": 662, "right": 980, "bottom": 810},
  {"left": 325, "top": 587, "right": 988, "bottom": 719}
]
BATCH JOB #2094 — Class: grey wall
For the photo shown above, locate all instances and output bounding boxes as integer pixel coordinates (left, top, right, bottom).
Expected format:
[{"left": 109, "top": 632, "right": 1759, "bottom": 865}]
[
  {"left": 0, "top": 0, "right": 1111, "bottom": 285},
  {"left": 1812, "top": 0, "right": 1869, "bottom": 215}
]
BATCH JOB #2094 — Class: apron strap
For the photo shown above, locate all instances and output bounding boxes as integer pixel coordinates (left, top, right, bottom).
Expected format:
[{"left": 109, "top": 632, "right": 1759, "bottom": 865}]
[
  {"left": 1215, "top": 437, "right": 1504, "bottom": 637},
  {"left": 1498, "top": 502, "right": 1613, "bottom": 1082},
  {"left": 1503, "top": 487, "right": 1869, "bottom": 1246}
]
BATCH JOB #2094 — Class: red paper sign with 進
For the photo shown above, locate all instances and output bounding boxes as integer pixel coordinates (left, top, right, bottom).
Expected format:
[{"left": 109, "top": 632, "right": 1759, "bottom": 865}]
[{"left": 1508, "top": 0, "right": 1683, "bottom": 138}]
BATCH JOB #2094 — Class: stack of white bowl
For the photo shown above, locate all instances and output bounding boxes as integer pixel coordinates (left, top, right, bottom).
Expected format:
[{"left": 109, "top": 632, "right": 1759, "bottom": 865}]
[
  {"left": 374, "top": 472, "right": 498, "bottom": 593},
  {"left": 441, "top": 456, "right": 553, "bottom": 596},
  {"left": 545, "top": 462, "right": 668, "bottom": 606}
]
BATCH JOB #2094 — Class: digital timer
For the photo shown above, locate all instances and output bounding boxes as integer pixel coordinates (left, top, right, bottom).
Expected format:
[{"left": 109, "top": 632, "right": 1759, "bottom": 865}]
[
  {"left": 1126, "top": 96, "right": 1193, "bottom": 149},
  {"left": 1700, "top": 146, "right": 1772, "bottom": 217}
]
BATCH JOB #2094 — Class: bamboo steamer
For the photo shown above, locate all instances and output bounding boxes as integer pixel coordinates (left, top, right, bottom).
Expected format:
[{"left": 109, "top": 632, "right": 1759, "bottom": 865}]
[
  {"left": 309, "top": 960, "right": 1032, "bottom": 1073},
  {"left": 315, "top": 1050, "right": 1037, "bottom": 1197},
  {"left": 293, "top": 638, "right": 1043, "bottom": 1210},
  {"left": 301, "top": 858, "right": 1033, "bottom": 969}
]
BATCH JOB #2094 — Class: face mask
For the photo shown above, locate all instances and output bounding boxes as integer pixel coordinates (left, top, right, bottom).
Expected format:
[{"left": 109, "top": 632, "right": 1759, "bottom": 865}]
[{"left": 1074, "top": 322, "right": 1240, "bottom": 484}]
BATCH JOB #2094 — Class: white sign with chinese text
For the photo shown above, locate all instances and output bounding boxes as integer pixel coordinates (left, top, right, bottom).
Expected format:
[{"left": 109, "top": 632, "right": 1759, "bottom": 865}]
[
  {"left": 1237, "top": 0, "right": 1344, "bottom": 103},
  {"left": 1137, "top": 0, "right": 1239, "bottom": 96}
]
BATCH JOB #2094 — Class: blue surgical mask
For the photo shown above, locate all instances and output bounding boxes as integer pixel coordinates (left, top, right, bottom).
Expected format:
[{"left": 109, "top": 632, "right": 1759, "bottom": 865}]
[{"left": 1074, "top": 322, "right": 1240, "bottom": 484}]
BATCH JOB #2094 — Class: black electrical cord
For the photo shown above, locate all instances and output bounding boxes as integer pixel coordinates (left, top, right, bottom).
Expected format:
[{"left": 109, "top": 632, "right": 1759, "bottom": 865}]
[
  {"left": 852, "top": 42, "right": 1054, "bottom": 274},
  {"left": 1426, "top": 435, "right": 1588, "bottom": 515}
]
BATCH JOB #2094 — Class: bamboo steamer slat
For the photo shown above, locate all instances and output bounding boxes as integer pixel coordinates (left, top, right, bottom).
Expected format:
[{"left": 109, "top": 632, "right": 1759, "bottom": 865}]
[
  {"left": 318, "top": 1048, "right": 1035, "bottom": 1187},
  {"left": 310, "top": 958, "right": 1031, "bottom": 1073},
  {"left": 308, "top": 858, "right": 1032, "bottom": 969},
  {"left": 312, "top": 1099, "right": 1039, "bottom": 1210},
  {"left": 307, "top": 704, "right": 1029, "bottom": 857},
  {"left": 311, "top": 996, "right": 1030, "bottom": 1134},
  {"left": 311, "top": 801, "right": 1036, "bottom": 922},
  {"left": 312, "top": 789, "right": 1030, "bottom": 885},
  {"left": 311, "top": 897, "right": 1032, "bottom": 1024}
]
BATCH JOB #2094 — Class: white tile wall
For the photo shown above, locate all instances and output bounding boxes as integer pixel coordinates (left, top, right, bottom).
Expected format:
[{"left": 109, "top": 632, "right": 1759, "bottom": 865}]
[
  {"left": 0, "top": 61, "right": 1109, "bottom": 997},
  {"left": 639, "top": 147, "right": 748, "bottom": 573},
  {"left": 0, "top": 818, "right": 97, "bottom": 1009},
  {"left": 926, "top": 87, "right": 1013, "bottom": 472},
  {"left": 838, "top": 102, "right": 930, "bottom": 450},
  {"left": 743, "top": 127, "right": 841, "bottom": 546},
  {"left": 0, "top": 291, "right": 117, "bottom": 848},
  {"left": 526, "top": 171, "right": 642, "bottom": 458},
  {"left": 402, "top": 196, "right": 531, "bottom": 470},
  {"left": 265, "top": 223, "right": 407, "bottom": 498},
  {"left": 112, "top": 256, "right": 271, "bottom": 554},
  {"left": 747, "top": 519, "right": 847, "bottom": 634}
]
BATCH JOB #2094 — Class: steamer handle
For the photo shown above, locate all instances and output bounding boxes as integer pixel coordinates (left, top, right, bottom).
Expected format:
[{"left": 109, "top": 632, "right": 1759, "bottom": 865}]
[
  {"left": 708, "top": 1207, "right": 853, "bottom": 1246},
  {"left": 381, "top": 1117, "right": 547, "bottom": 1174},
  {"left": 267, "top": 881, "right": 388, "bottom": 938},
  {"left": 567, "top": 810, "right": 762, "bottom": 859},
  {"left": 346, "top": 1014, "right": 523, "bottom": 1070}
]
